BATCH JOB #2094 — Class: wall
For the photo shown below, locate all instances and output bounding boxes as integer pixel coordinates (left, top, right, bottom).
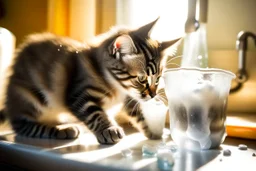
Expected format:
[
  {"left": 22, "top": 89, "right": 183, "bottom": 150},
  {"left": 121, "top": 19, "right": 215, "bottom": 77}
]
[
  {"left": 96, "top": 0, "right": 116, "bottom": 34},
  {"left": 113, "top": 0, "right": 256, "bottom": 51},
  {"left": 1, "top": 0, "right": 255, "bottom": 50},
  {"left": 207, "top": 0, "right": 256, "bottom": 50},
  {"left": 69, "top": 0, "right": 96, "bottom": 42},
  {"left": 0, "top": 0, "right": 48, "bottom": 46},
  {"left": 47, "top": 0, "right": 69, "bottom": 36}
]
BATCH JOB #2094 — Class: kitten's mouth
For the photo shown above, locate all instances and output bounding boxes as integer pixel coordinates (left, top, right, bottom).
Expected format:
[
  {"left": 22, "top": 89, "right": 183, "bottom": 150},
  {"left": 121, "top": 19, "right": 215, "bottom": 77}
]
[
  {"left": 130, "top": 94, "right": 150, "bottom": 102},
  {"left": 141, "top": 91, "right": 156, "bottom": 100},
  {"left": 128, "top": 90, "right": 153, "bottom": 102},
  {"left": 140, "top": 96, "right": 153, "bottom": 102}
]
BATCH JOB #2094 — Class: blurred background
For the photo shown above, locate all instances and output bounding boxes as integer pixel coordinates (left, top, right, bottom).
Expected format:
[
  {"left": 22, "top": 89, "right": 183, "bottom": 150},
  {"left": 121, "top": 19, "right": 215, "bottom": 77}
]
[
  {"left": 0, "top": 0, "right": 255, "bottom": 48},
  {"left": 0, "top": 0, "right": 256, "bottom": 114}
]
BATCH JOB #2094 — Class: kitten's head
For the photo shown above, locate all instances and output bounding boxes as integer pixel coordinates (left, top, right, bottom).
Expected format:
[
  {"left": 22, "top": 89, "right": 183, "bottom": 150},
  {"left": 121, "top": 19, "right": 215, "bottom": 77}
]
[{"left": 105, "top": 18, "right": 181, "bottom": 101}]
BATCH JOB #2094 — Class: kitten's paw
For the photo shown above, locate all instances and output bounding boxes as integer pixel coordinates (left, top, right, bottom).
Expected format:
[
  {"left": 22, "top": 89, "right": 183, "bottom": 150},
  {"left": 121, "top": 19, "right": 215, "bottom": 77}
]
[
  {"left": 96, "top": 126, "right": 125, "bottom": 144},
  {"left": 56, "top": 126, "right": 80, "bottom": 139}
]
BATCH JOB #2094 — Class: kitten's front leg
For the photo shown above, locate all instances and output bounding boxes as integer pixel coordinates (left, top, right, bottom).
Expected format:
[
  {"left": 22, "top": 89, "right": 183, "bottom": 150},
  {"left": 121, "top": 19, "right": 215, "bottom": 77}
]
[
  {"left": 69, "top": 101, "right": 125, "bottom": 144},
  {"left": 124, "top": 96, "right": 161, "bottom": 139}
]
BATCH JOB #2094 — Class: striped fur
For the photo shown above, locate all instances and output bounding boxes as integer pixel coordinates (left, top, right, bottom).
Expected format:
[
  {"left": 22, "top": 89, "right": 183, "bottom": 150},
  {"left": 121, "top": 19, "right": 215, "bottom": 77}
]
[{"left": 1, "top": 19, "right": 180, "bottom": 144}]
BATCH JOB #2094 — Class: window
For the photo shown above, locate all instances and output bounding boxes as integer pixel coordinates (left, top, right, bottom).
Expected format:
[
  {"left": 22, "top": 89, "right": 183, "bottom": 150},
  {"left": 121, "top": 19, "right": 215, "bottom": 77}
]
[{"left": 116, "top": 0, "right": 187, "bottom": 41}]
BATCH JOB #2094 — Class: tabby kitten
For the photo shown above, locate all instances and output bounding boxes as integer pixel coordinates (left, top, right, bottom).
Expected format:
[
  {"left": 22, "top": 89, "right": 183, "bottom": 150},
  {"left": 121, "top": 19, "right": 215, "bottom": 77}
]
[{"left": 0, "top": 19, "right": 180, "bottom": 144}]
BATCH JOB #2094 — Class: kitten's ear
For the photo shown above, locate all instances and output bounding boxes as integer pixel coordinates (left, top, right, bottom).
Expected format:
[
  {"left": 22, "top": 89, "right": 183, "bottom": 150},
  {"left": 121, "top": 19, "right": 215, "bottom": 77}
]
[
  {"left": 132, "top": 17, "right": 159, "bottom": 38},
  {"left": 160, "top": 37, "right": 182, "bottom": 51},
  {"left": 109, "top": 35, "right": 137, "bottom": 58}
]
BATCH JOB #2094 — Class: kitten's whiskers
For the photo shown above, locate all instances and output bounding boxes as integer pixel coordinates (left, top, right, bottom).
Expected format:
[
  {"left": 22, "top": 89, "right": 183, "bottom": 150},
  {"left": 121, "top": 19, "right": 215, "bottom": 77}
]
[
  {"left": 166, "top": 55, "right": 182, "bottom": 67},
  {"left": 157, "top": 92, "right": 166, "bottom": 96},
  {"left": 167, "top": 55, "right": 182, "bottom": 63},
  {"left": 155, "top": 95, "right": 167, "bottom": 104},
  {"left": 166, "top": 63, "right": 180, "bottom": 67},
  {"left": 131, "top": 101, "right": 140, "bottom": 117},
  {"left": 123, "top": 97, "right": 136, "bottom": 109}
]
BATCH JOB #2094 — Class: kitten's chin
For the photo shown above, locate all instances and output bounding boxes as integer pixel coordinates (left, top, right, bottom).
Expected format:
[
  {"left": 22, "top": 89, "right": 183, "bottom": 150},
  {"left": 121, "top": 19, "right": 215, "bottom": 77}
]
[
  {"left": 128, "top": 91, "right": 151, "bottom": 102},
  {"left": 129, "top": 95, "right": 149, "bottom": 103},
  {"left": 137, "top": 97, "right": 152, "bottom": 102}
]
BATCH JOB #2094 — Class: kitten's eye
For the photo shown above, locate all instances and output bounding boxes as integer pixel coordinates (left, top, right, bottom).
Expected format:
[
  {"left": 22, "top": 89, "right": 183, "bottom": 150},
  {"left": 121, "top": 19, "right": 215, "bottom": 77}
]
[
  {"left": 138, "top": 75, "right": 147, "bottom": 84},
  {"left": 155, "top": 76, "right": 161, "bottom": 85}
]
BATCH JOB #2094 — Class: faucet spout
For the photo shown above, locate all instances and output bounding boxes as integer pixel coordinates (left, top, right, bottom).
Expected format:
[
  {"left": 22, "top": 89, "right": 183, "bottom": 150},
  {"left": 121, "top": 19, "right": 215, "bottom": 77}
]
[
  {"left": 185, "top": 0, "right": 199, "bottom": 33},
  {"left": 185, "top": 0, "right": 208, "bottom": 33},
  {"left": 236, "top": 31, "right": 256, "bottom": 51}
]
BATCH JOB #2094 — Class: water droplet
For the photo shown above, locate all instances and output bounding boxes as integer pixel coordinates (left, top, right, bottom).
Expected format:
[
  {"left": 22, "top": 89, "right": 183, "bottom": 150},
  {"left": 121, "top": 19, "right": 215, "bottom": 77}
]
[
  {"left": 238, "top": 144, "right": 247, "bottom": 150},
  {"left": 170, "top": 145, "right": 178, "bottom": 153},
  {"left": 57, "top": 49, "right": 60, "bottom": 51},
  {"left": 157, "top": 142, "right": 167, "bottom": 149},
  {"left": 223, "top": 149, "right": 231, "bottom": 156}
]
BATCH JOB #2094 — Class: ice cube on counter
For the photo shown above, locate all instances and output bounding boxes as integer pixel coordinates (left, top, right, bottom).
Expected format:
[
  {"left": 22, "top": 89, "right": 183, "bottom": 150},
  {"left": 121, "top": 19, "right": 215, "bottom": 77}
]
[
  {"left": 142, "top": 144, "right": 157, "bottom": 157},
  {"left": 121, "top": 148, "right": 133, "bottom": 157},
  {"left": 157, "top": 143, "right": 178, "bottom": 153},
  {"left": 157, "top": 151, "right": 175, "bottom": 170}
]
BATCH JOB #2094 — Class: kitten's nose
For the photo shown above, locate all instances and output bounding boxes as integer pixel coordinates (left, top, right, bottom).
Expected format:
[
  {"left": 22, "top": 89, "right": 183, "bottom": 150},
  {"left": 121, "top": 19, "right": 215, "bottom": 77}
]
[
  {"left": 149, "top": 90, "right": 156, "bottom": 98},
  {"left": 149, "top": 85, "right": 157, "bottom": 98},
  {"left": 143, "top": 88, "right": 156, "bottom": 98}
]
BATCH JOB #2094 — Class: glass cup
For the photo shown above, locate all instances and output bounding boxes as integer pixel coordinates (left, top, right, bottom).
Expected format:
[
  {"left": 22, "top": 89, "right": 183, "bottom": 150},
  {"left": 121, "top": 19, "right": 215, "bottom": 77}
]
[{"left": 163, "top": 68, "right": 235, "bottom": 150}]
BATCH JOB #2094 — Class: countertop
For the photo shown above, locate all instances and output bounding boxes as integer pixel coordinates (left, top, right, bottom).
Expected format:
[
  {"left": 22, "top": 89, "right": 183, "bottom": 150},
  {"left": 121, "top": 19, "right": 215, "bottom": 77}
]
[{"left": 0, "top": 124, "right": 256, "bottom": 171}]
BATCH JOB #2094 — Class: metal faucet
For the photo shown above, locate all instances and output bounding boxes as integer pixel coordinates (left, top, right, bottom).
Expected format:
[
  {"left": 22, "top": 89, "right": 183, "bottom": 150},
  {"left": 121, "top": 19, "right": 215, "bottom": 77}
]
[
  {"left": 231, "top": 31, "right": 256, "bottom": 93},
  {"left": 185, "top": 0, "right": 208, "bottom": 33}
]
